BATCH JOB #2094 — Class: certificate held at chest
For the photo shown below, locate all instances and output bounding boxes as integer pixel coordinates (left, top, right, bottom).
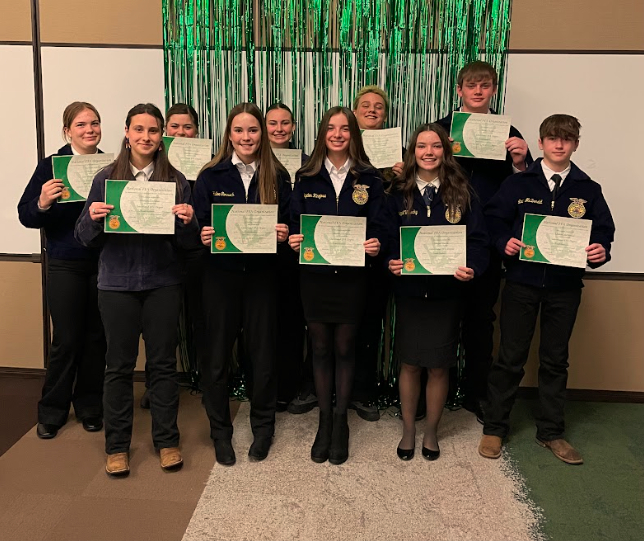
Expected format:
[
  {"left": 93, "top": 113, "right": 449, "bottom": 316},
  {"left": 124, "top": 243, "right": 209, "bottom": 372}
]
[
  {"left": 211, "top": 204, "right": 278, "bottom": 254},
  {"left": 450, "top": 112, "right": 511, "bottom": 161},
  {"left": 299, "top": 215, "right": 366, "bottom": 267},
  {"left": 400, "top": 225, "right": 466, "bottom": 275}
]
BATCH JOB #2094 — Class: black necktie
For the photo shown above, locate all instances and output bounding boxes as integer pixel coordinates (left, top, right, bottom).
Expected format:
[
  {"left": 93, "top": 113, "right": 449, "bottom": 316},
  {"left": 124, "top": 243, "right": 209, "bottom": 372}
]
[
  {"left": 551, "top": 174, "right": 562, "bottom": 210},
  {"left": 423, "top": 185, "right": 435, "bottom": 217}
]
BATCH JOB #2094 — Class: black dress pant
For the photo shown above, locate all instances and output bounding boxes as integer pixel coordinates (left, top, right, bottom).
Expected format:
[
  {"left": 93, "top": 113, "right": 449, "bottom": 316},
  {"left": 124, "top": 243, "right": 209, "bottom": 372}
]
[
  {"left": 461, "top": 251, "right": 503, "bottom": 404},
  {"left": 39, "top": 258, "right": 105, "bottom": 426},
  {"left": 484, "top": 281, "right": 582, "bottom": 441},
  {"left": 99, "top": 286, "right": 182, "bottom": 454},
  {"left": 201, "top": 267, "right": 278, "bottom": 441}
]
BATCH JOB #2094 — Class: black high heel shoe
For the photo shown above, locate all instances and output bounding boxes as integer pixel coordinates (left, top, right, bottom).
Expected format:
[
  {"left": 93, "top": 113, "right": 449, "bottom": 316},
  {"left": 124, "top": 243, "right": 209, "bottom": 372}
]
[
  {"left": 421, "top": 445, "right": 440, "bottom": 461},
  {"left": 396, "top": 446, "right": 415, "bottom": 461}
]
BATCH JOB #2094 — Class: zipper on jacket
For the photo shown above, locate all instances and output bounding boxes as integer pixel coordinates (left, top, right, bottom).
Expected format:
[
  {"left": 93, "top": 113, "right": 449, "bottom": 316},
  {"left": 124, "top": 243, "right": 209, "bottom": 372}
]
[{"left": 336, "top": 195, "right": 339, "bottom": 214}]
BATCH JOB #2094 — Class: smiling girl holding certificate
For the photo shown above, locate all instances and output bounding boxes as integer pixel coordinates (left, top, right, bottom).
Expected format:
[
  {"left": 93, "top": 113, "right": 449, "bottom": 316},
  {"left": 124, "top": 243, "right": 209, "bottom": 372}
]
[
  {"left": 384, "top": 124, "right": 489, "bottom": 461},
  {"left": 18, "top": 102, "right": 106, "bottom": 440},
  {"left": 193, "top": 103, "right": 291, "bottom": 466},
  {"left": 288, "top": 106, "right": 384, "bottom": 465},
  {"left": 75, "top": 103, "right": 197, "bottom": 477}
]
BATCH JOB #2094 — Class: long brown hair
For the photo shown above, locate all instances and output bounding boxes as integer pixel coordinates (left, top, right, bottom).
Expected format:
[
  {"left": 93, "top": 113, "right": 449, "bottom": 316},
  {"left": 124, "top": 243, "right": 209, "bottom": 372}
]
[
  {"left": 390, "top": 123, "right": 471, "bottom": 216},
  {"left": 201, "top": 102, "right": 283, "bottom": 204},
  {"left": 297, "top": 106, "right": 373, "bottom": 184},
  {"left": 109, "top": 103, "right": 183, "bottom": 199}
]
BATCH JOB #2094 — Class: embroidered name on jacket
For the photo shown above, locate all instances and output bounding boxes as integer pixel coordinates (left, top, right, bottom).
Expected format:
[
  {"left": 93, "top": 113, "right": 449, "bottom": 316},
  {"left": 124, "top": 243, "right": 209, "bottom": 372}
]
[
  {"left": 304, "top": 193, "right": 327, "bottom": 199},
  {"left": 398, "top": 209, "right": 419, "bottom": 216},
  {"left": 518, "top": 198, "right": 543, "bottom": 205},
  {"left": 213, "top": 191, "right": 235, "bottom": 197}
]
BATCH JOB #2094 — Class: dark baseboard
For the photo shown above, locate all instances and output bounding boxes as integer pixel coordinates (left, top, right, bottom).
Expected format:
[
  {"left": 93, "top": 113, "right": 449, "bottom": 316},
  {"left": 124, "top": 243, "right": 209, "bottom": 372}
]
[
  {"left": 518, "top": 387, "right": 644, "bottom": 403},
  {"left": 0, "top": 367, "right": 148, "bottom": 380}
]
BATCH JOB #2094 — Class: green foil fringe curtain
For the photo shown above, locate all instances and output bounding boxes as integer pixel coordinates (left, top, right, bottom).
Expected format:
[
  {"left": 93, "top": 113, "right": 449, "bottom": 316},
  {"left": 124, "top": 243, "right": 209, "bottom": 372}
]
[{"left": 164, "top": 0, "right": 513, "bottom": 403}]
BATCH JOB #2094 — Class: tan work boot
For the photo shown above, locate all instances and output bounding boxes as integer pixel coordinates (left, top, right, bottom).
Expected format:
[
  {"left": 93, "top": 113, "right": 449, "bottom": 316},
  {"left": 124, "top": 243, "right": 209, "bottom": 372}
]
[
  {"left": 160, "top": 447, "right": 183, "bottom": 471},
  {"left": 106, "top": 452, "right": 130, "bottom": 477},
  {"left": 478, "top": 435, "right": 502, "bottom": 459},
  {"left": 536, "top": 438, "right": 583, "bottom": 465}
]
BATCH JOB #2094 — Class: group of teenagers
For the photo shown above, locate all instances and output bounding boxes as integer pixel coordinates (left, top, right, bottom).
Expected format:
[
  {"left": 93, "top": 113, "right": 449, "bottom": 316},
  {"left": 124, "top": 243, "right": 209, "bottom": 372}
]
[{"left": 18, "top": 60, "right": 615, "bottom": 477}]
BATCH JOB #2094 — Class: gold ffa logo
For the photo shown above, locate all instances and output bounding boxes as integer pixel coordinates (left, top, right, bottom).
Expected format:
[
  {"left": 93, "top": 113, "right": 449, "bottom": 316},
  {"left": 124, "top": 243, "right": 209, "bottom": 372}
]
[
  {"left": 303, "top": 247, "right": 314, "bottom": 261},
  {"left": 352, "top": 184, "right": 369, "bottom": 205},
  {"left": 568, "top": 198, "right": 587, "bottom": 218},
  {"left": 524, "top": 246, "right": 535, "bottom": 258},
  {"left": 452, "top": 142, "right": 462, "bottom": 153},
  {"left": 445, "top": 206, "right": 462, "bottom": 224},
  {"left": 214, "top": 237, "right": 226, "bottom": 250},
  {"left": 108, "top": 215, "right": 120, "bottom": 229},
  {"left": 61, "top": 187, "right": 70, "bottom": 200},
  {"left": 404, "top": 258, "right": 416, "bottom": 272}
]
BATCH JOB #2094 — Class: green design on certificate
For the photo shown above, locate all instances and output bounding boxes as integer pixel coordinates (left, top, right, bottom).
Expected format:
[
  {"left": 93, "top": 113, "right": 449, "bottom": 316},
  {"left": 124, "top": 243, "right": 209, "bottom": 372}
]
[
  {"left": 300, "top": 215, "right": 366, "bottom": 267},
  {"left": 211, "top": 204, "right": 277, "bottom": 254},
  {"left": 104, "top": 180, "right": 176, "bottom": 234},
  {"left": 164, "top": 136, "right": 213, "bottom": 181},
  {"left": 52, "top": 154, "right": 114, "bottom": 202},
  {"left": 520, "top": 213, "right": 592, "bottom": 269},
  {"left": 450, "top": 112, "right": 511, "bottom": 161},
  {"left": 400, "top": 225, "right": 466, "bottom": 275}
]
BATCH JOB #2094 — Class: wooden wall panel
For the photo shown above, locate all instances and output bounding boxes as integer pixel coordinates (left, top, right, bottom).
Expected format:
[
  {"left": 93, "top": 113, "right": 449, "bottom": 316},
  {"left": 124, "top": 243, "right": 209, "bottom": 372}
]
[
  {"left": 0, "top": 0, "right": 31, "bottom": 42},
  {"left": 39, "top": 0, "right": 162, "bottom": 46},
  {"left": 510, "top": 0, "right": 644, "bottom": 51}
]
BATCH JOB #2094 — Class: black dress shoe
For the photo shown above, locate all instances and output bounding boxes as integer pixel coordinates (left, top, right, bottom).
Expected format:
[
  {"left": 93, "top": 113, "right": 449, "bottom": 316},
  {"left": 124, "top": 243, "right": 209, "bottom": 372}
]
[
  {"left": 328, "top": 412, "right": 349, "bottom": 465},
  {"left": 37, "top": 423, "right": 59, "bottom": 439},
  {"left": 140, "top": 389, "right": 151, "bottom": 409},
  {"left": 214, "top": 439, "right": 236, "bottom": 466},
  {"left": 397, "top": 447, "right": 415, "bottom": 461},
  {"left": 422, "top": 445, "right": 440, "bottom": 461},
  {"left": 82, "top": 417, "right": 103, "bottom": 432},
  {"left": 311, "top": 411, "right": 333, "bottom": 463},
  {"left": 248, "top": 436, "right": 273, "bottom": 461}
]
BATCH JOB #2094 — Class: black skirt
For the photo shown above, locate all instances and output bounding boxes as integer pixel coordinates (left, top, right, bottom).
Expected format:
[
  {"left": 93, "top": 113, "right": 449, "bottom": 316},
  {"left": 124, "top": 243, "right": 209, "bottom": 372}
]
[
  {"left": 394, "top": 296, "right": 461, "bottom": 368},
  {"left": 300, "top": 268, "right": 366, "bottom": 324}
]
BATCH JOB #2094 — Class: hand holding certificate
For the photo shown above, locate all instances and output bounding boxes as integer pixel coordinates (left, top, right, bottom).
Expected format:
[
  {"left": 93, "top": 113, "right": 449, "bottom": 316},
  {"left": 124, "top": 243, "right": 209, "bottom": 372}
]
[
  {"left": 211, "top": 204, "right": 278, "bottom": 254},
  {"left": 450, "top": 112, "right": 511, "bottom": 161},
  {"left": 52, "top": 154, "right": 114, "bottom": 202},
  {"left": 400, "top": 225, "right": 466, "bottom": 275},
  {"left": 361, "top": 127, "right": 403, "bottom": 169},
  {"left": 104, "top": 180, "right": 176, "bottom": 234},
  {"left": 299, "top": 215, "right": 366, "bottom": 267},
  {"left": 520, "top": 213, "right": 592, "bottom": 269},
  {"left": 164, "top": 136, "right": 213, "bottom": 181}
]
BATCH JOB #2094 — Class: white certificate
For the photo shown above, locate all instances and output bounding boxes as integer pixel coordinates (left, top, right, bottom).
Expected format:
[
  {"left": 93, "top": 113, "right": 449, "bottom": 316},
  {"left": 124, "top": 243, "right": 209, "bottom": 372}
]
[
  {"left": 361, "top": 127, "right": 403, "bottom": 169},
  {"left": 520, "top": 213, "right": 592, "bottom": 269},
  {"left": 299, "top": 215, "right": 366, "bottom": 267},
  {"left": 210, "top": 204, "right": 277, "bottom": 254},
  {"left": 164, "top": 136, "right": 213, "bottom": 180},
  {"left": 272, "top": 148, "right": 302, "bottom": 187},
  {"left": 104, "top": 180, "right": 176, "bottom": 234},
  {"left": 450, "top": 112, "right": 511, "bottom": 161},
  {"left": 52, "top": 154, "right": 114, "bottom": 202},
  {"left": 400, "top": 225, "right": 466, "bottom": 275}
]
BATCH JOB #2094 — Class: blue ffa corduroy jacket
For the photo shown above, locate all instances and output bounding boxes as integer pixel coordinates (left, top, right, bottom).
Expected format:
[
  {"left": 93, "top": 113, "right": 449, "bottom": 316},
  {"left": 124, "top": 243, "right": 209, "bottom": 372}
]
[
  {"left": 193, "top": 157, "right": 292, "bottom": 272},
  {"left": 485, "top": 158, "right": 615, "bottom": 289},
  {"left": 384, "top": 186, "right": 489, "bottom": 299},
  {"left": 18, "top": 144, "right": 102, "bottom": 261},
  {"left": 435, "top": 111, "right": 533, "bottom": 206},
  {"left": 290, "top": 163, "right": 385, "bottom": 274},
  {"left": 75, "top": 165, "right": 199, "bottom": 291}
]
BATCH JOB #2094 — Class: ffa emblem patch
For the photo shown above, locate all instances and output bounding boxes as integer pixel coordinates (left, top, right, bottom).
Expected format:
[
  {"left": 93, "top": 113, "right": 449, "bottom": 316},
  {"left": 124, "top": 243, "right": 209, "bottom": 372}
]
[
  {"left": 108, "top": 215, "right": 120, "bottom": 229},
  {"left": 445, "top": 206, "right": 462, "bottom": 224},
  {"left": 404, "top": 258, "right": 416, "bottom": 272},
  {"left": 61, "top": 187, "right": 70, "bottom": 200},
  {"left": 523, "top": 246, "right": 535, "bottom": 258},
  {"left": 303, "top": 247, "right": 315, "bottom": 261},
  {"left": 568, "top": 198, "right": 587, "bottom": 218},
  {"left": 352, "top": 184, "right": 369, "bottom": 205},
  {"left": 452, "top": 142, "right": 462, "bottom": 153},
  {"left": 214, "top": 237, "right": 227, "bottom": 250}
]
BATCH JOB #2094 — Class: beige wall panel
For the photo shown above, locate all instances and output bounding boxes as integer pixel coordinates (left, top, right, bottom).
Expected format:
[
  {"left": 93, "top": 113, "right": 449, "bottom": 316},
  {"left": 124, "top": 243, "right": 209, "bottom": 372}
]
[
  {"left": 40, "top": 0, "right": 162, "bottom": 46},
  {"left": 517, "top": 280, "right": 644, "bottom": 392},
  {"left": 510, "top": 0, "right": 644, "bottom": 51},
  {"left": 0, "top": 262, "right": 43, "bottom": 369},
  {"left": 0, "top": 0, "right": 32, "bottom": 42}
]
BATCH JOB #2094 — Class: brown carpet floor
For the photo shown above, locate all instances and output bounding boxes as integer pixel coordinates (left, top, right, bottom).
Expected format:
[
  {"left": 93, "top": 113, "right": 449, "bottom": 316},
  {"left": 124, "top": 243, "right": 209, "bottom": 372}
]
[{"left": 0, "top": 374, "right": 43, "bottom": 457}]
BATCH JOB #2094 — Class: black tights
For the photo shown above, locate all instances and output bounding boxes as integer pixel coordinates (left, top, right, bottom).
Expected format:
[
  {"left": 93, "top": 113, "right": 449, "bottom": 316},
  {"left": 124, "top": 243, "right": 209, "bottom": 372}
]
[{"left": 308, "top": 322, "right": 357, "bottom": 414}]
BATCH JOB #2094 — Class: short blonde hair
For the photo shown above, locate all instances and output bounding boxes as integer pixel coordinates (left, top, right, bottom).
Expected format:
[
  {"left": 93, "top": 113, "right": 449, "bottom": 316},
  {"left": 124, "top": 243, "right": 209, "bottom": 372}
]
[{"left": 352, "top": 85, "right": 390, "bottom": 116}]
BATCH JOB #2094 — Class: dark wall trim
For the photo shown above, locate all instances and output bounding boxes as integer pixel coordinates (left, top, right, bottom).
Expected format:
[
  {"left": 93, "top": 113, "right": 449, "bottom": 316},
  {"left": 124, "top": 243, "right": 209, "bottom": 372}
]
[
  {"left": 0, "top": 40, "right": 33, "bottom": 46},
  {"left": 518, "top": 387, "right": 644, "bottom": 403},
  {"left": 41, "top": 42, "right": 163, "bottom": 50},
  {"left": 585, "top": 272, "right": 644, "bottom": 281},
  {"left": 0, "top": 254, "right": 41, "bottom": 263},
  {"left": 509, "top": 49, "right": 644, "bottom": 55}
]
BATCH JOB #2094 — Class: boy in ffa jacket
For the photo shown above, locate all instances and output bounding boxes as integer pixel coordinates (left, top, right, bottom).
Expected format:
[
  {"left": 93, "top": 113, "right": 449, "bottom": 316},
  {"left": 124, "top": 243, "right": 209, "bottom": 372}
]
[{"left": 479, "top": 114, "right": 615, "bottom": 465}]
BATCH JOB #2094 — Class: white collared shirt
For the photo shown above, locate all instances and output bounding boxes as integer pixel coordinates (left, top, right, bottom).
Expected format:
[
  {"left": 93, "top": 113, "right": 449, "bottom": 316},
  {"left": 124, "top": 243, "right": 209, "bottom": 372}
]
[
  {"left": 415, "top": 175, "right": 441, "bottom": 195},
  {"left": 129, "top": 161, "right": 155, "bottom": 182},
  {"left": 232, "top": 151, "right": 257, "bottom": 198},
  {"left": 324, "top": 157, "right": 352, "bottom": 197},
  {"left": 541, "top": 161, "right": 571, "bottom": 191}
]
